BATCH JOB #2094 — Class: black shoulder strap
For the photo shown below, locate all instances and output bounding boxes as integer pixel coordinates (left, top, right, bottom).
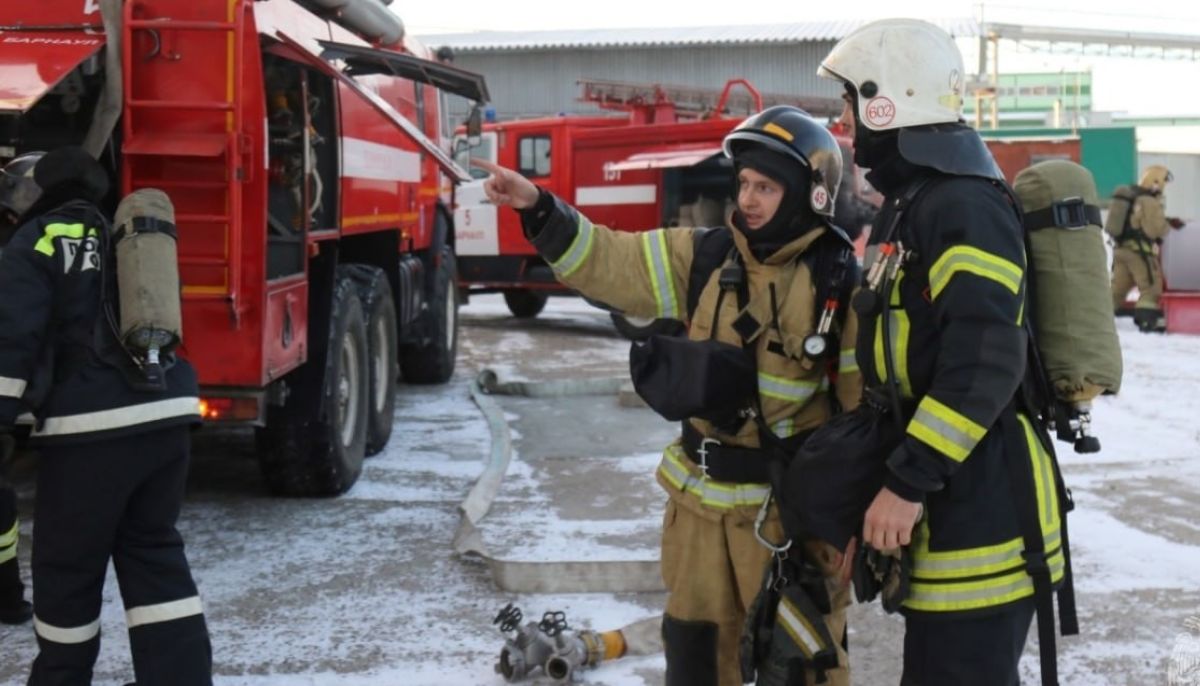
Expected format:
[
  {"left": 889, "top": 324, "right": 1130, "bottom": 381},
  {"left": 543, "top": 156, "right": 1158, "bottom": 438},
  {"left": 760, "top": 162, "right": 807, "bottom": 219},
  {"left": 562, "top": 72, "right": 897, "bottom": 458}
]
[{"left": 686, "top": 226, "right": 736, "bottom": 320}]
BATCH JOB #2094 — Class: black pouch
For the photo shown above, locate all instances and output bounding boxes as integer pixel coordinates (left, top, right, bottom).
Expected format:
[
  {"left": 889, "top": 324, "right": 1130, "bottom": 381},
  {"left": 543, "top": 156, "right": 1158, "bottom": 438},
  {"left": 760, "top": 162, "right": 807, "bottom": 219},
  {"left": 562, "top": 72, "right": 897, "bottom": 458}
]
[
  {"left": 779, "top": 403, "right": 906, "bottom": 552},
  {"left": 629, "top": 335, "right": 756, "bottom": 426}
]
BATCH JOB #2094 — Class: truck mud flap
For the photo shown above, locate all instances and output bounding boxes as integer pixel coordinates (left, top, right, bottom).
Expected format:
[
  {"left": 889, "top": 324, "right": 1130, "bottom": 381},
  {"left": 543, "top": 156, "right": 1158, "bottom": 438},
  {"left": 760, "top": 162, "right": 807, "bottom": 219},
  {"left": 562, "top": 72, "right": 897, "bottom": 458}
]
[{"left": 455, "top": 369, "right": 665, "bottom": 594}]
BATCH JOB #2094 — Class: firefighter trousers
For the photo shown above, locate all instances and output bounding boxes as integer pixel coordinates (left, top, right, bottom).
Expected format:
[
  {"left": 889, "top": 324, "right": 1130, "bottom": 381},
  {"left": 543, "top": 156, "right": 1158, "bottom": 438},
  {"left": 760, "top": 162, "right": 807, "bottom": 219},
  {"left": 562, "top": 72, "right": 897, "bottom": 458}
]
[
  {"left": 899, "top": 597, "right": 1035, "bottom": 686},
  {"left": 28, "top": 425, "right": 212, "bottom": 686},
  {"left": 660, "top": 493, "right": 850, "bottom": 686},
  {"left": 1111, "top": 246, "right": 1162, "bottom": 311},
  {"left": 1, "top": 481, "right": 26, "bottom": 613}
]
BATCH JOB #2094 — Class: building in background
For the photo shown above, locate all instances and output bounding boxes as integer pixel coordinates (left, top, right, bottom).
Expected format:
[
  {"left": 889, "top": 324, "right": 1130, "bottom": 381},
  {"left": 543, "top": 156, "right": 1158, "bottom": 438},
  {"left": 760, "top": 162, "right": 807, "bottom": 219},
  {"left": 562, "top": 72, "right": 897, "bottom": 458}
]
[{"left": 419, "top": 20, "right": 977, "bottom": 122}]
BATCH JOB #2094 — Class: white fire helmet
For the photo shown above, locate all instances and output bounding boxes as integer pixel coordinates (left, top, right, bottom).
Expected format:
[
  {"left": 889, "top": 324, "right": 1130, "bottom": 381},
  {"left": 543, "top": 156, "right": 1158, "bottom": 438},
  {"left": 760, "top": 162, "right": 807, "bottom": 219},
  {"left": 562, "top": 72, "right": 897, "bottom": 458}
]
[{"left": 817, "top": 18, "right": 966, "bottom": 132}]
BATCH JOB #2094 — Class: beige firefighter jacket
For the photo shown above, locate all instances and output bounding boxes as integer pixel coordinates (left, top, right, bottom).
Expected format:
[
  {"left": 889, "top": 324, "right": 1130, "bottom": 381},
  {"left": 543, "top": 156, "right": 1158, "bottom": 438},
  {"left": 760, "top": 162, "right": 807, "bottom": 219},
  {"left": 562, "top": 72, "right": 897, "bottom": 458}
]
[{"left": 521, "top": 191, "right": 862, "bottom": 511}]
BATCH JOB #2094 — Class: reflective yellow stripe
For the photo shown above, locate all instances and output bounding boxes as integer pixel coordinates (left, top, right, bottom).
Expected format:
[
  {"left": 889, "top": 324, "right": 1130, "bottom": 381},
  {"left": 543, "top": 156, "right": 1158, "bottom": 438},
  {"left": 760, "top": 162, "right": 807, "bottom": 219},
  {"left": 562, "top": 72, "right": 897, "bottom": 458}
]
[
  {"left": 758, "top": 372, "right": 825, "bottom": 404},
  {"left": 771, "top": 418, "right": 796, "bottom": 438},
  {"left": 1019, "top": 414, "right": 1060, "bottom": 528},
  {"left": 777, "top": 596, "right": 821, "bottom": 659},
  {"left": 550, "top": 213, "right": 595, "bottom": 278},
  {"left": 762, "top": 122, "right": 795, "bottom": 143},
  {"left": 912, "top": 524, "right": 1062, "bottom": 580},
  {"left": 905, "top": 549, "right": 1065, "bottom": 612},
  {"left": 907, "top": 396, "right": 988, "bottom": 463},
  {"left": 872, "top": 273, "right": 911, "bottom": 397},
  {"left": 657, "top": 445, "right": 771, "bottom": 510},
  {"left": 928, "top": 245, "right": 1023, "bottom": 300},
  {"left": 838, "top": 348, "right": 858, "bottom": 374},
  {"left": 34, "top": 223, "right": 96, "bottom": 257},
  {"left": 0, "top": 375, "right": 27, "bottom": 399},
  {"left": 0, "top": 520, "right": 16, "bottom": 564},
  {"left": 641, "top": 229, "right": 679, "bottom": 319}
]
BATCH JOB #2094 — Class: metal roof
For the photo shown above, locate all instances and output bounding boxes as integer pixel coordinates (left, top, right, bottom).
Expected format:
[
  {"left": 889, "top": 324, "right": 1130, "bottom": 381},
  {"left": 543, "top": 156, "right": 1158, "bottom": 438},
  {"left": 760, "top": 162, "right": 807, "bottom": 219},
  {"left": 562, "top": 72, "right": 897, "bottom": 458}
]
[{"left": 416, "top": 19, "right": 981, "bottom": 52}]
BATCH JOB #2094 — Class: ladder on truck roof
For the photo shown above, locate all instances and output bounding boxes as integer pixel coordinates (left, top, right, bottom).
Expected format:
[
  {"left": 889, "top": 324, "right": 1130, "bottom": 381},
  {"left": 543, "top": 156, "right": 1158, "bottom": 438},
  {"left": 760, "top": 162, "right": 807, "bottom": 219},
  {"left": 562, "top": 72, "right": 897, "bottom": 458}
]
[
  {"left": 578, "top": 78, "right": 844, "bottom": 124},
  {"left": 120, "top": 1, "right": 250, "bottom": 325}
]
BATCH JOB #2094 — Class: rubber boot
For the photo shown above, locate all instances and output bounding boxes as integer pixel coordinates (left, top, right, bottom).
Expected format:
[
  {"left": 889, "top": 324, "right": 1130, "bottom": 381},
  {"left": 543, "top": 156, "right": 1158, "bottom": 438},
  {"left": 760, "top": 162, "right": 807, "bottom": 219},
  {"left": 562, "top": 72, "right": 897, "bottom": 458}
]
[
  {"left": 1134, "top": 307, "right": 1166, "bottom": 333},
  {"left": 0, "top": 557, "right": 32, "bottom": 624}
]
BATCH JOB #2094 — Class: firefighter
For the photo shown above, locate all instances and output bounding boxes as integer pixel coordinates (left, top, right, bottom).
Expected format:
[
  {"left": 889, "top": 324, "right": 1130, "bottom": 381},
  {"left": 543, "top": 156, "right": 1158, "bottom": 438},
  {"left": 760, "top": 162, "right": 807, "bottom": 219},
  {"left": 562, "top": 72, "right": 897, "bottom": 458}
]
[
  {"left": 817, "top": 18, "right": 1068, "bottom": 685},
  {"left": 0, "top": 147, "right": 212, "bottom": 686},
  {"left": 1, "top": 437, "right": 32, "bottom": 625},
  {"left": 0, "top": 153, "right": 38, "bottom": 626},
  {"left": 474, "top": 105, "right": 863, "bottom": 686},
  {"left": 1110, "top": 165, "right": 1184, "bottom": 332}
]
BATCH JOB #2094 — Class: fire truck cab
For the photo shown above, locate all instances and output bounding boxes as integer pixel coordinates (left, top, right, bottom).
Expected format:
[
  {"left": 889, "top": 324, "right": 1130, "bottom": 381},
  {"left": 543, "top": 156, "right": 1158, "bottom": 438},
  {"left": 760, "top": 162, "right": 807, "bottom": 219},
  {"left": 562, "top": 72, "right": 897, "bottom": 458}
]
[
  {"left": 451, "top": 80, "right": 878, "bottom": 337},
  {"left": 0, "top": 0, "right": 489, "bottom": 495}
]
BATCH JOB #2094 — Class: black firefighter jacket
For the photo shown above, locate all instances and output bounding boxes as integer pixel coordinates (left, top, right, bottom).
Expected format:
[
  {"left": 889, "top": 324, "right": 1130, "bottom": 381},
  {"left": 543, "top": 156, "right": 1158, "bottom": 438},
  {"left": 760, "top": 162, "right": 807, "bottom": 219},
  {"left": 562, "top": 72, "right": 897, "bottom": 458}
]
[
  {"left": 861, "top": 174, "right": 1065, "bottom": 616},
  {"left": 0, "top": 201, "right": 199, "bottom": 445}
]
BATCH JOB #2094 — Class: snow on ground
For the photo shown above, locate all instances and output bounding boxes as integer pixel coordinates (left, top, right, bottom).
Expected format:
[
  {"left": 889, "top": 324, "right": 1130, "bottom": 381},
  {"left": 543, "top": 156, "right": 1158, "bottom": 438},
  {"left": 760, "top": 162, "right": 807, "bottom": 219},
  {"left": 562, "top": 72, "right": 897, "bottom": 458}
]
[{"left": 1, "top": 298, "right": 1198, "bottom": 685}]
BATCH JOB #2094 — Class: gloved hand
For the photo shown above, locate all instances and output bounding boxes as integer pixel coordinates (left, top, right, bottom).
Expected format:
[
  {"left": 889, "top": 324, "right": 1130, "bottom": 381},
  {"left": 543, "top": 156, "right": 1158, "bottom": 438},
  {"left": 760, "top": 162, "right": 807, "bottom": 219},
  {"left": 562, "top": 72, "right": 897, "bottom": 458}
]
[{"left": 1168, "top": 216, "right": 1186, "bottom": 230}]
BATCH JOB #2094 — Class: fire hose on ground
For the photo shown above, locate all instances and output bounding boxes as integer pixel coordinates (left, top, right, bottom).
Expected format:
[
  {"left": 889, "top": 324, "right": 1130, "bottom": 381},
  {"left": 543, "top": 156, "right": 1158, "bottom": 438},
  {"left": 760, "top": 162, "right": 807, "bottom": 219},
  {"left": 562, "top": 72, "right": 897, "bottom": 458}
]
[{"left": 459, "top": 369, "right": 664, "bottom": 681}]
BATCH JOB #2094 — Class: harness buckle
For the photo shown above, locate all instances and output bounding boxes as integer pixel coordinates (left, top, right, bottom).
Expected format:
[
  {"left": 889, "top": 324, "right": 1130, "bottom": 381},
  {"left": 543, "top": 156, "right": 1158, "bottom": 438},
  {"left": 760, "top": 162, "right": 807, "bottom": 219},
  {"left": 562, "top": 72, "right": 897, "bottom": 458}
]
[
  {"left": 1021, "top": 549, "right": 1051, "bottom": 578},
  {"left": 696, "top": 438, "right": 719, "bottom": 478}
]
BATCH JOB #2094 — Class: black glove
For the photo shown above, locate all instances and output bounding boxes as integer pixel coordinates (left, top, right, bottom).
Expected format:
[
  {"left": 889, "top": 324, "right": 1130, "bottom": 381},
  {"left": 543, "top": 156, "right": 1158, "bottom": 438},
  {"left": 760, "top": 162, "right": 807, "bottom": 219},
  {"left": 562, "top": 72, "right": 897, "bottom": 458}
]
[{"left": 1168, "top": 217, "right": 1185, "bottom": 230}]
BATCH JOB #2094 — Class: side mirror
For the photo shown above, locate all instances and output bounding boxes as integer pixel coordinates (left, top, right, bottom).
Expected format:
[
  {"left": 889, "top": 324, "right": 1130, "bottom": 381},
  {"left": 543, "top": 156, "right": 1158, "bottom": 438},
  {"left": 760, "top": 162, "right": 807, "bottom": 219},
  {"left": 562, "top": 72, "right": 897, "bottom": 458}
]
[{"left": 466, "top": 105, "right": 483, "bottom": 148}]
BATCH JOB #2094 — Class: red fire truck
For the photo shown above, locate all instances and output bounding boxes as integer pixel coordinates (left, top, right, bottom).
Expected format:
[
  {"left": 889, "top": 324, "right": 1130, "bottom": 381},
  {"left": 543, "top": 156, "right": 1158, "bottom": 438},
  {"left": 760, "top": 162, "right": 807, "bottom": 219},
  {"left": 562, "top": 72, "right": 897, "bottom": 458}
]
[
  {"left": 0, "top": 0, "right": 488, "bottom": 495},
  {"left": 452, "top": 79, "right": 878, "bottom": 338}
]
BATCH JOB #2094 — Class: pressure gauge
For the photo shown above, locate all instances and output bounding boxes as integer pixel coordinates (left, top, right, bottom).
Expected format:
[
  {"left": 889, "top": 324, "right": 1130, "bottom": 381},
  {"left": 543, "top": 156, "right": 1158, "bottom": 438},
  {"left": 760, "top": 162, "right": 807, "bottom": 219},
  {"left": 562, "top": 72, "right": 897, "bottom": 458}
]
[{"left": 803, "top": 334, "right": 829, "bottom": 359}]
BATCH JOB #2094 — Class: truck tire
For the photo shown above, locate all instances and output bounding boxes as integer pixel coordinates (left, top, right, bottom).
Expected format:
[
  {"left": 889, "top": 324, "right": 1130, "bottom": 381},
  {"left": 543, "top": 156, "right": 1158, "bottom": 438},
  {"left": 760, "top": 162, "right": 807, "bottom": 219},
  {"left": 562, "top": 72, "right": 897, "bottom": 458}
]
[
  {"left": 349, "top": 265, "right": 398, "bottom": 457},
  {"left": 503, "top": 289, "right": 548, "bottom": 319},
  {"left": 610, "top": 313, "right": 685, "bottom": 340},
  {"left": 400, "top": 246, "right": 458, "bottom": 384},
  {"left": 257, "top": 270, "right": 370, "bottom": 496}
]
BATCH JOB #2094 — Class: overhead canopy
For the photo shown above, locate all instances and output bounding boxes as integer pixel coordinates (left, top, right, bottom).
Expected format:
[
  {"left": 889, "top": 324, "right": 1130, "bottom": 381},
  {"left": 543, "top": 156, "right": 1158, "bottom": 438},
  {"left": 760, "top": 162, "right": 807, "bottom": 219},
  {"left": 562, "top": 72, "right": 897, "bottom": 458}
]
[
  {"left": 606, "top": 142, "right": 724, "bottom": 172},
  {"left": 0, "top": 31, "right": 105, "bottom": 113},
  {"left": 317, "top": 40, "right": 490, "bottom": 103},
  {"left": 273, "top": 32, "right": 470, "bottom": 183}
]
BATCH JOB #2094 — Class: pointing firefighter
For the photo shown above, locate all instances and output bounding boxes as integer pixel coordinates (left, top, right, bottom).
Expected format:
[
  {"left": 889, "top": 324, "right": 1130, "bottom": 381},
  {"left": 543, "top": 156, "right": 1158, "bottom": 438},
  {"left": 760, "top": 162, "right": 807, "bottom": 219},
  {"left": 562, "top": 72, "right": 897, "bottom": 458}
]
[
  {"left": 475, "top": 105, "right": 863, "bottom": 686},
  {"left": 1108, "top": 164, "right": 1184, "bottom": 332},
  {"left": 817, "top": 18, "right": 1073, "bottom": 686},
  {"left": 0, "top": 147, "right": 213, "bottom": 685}
]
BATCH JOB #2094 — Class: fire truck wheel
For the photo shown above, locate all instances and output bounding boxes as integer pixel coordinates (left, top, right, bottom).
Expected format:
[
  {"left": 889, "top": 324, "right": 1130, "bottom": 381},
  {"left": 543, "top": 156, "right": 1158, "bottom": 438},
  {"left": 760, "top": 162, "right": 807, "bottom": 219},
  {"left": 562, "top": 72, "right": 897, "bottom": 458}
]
[
  {"left": 400, "top": 246, "right": 458, "bottom": 384},
  {"left": 257, "top": 272, "right": 369, "bottom": 496},
  {"left": 610, "top": 313, "right": 685, "bottom": 340},
  {"left": 349, "top": 265, "right": 398, "bottom": 457},
  {"left": 503, "top": 290, "right": 549, "bottom": 319}
]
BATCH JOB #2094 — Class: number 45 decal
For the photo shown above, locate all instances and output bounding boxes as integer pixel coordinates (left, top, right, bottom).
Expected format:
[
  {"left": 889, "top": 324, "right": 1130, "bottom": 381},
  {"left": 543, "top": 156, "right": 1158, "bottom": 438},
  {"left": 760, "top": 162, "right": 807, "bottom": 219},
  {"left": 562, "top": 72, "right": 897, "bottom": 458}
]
[{"left": 84, "top": 0, "right": 101, "bottom": 14}]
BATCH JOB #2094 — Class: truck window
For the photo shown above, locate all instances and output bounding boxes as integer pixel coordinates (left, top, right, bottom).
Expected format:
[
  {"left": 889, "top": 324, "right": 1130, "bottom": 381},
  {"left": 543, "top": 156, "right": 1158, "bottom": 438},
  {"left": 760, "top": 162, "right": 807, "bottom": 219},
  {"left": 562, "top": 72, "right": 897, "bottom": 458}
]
[
  {"left": 518, "top": 135, "right": 551, "bottom": 178},
  {"left": 453, "top": 132, "right": 496, "bottom": 180}
]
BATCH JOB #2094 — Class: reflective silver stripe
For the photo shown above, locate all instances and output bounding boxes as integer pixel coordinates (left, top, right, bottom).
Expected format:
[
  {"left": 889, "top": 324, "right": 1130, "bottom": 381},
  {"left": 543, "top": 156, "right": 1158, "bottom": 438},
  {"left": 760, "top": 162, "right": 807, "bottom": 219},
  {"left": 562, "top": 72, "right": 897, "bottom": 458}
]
[
  {"left": 777, "top": 598, "right": 821, "bottom": 657},
  {"left": 126, "top": 595, "right": 204, "bottom": 629},
  {"left": 657, "top": 446, "right": 771, "bottom": 509},
  {"left": 0, "top": 375, "right": 27, "bottom": 399},
  {"left": 909, "top": 403, "right": 982, "bottom": 462},
  {"left": 771, "top": 418, "right": 796, "bottom": 438},
  {"left": 549, "top": 213, "right": 595, "bottom": 278},
  {"left": 34, "top": 616, "right": 101, "bottom": 644},
  {"left": 642, "top": 230, "right": 679, "bottom": 319},
  {"left": 838, "top": 348, "right": 858, "bottom": 374},
  {"left": 914, "top": 530, "right": 1062, "bottom": 576},
  {"left": 758, "top": 373, "right": 825, "bottom": 403},
  {"left": 33, "top": 397, "right": 200, "bottom": 437},
  {"left": 908, "top": 554, "right": 1065, "bottom": 608}
]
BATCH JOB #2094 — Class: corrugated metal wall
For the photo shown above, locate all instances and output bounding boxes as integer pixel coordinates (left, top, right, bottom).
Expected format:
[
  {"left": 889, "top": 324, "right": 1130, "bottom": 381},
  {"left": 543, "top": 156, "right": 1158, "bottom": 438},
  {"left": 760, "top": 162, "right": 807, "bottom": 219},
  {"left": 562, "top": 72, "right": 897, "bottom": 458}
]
[{"left": 441, "top": 41, "right": 841, "bottom": 120}]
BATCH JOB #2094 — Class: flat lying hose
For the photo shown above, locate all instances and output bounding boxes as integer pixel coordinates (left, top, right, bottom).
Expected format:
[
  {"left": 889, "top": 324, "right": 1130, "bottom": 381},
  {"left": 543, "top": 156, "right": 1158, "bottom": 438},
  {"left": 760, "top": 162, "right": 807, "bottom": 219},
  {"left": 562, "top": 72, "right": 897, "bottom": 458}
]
[{"left": 454, "top": 369, "right": 665, "bottom": 594}]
